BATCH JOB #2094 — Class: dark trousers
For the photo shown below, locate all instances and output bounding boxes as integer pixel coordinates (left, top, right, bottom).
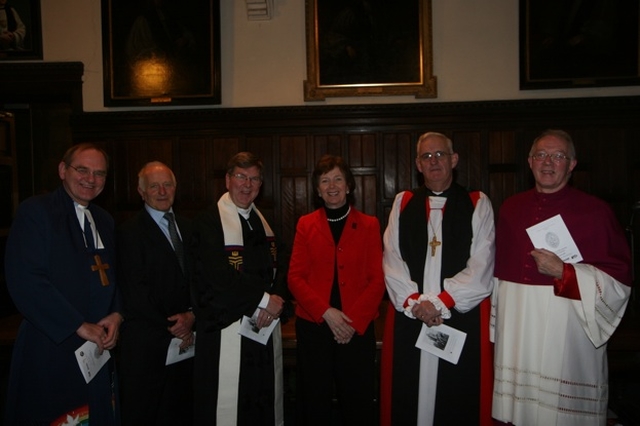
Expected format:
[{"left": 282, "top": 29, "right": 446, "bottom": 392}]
[
  {"left": 120, "top": 357, "right": 194, "bottom": 426},
  {"left": 295, "top": 318, "right": 376, "bottom": 426}
]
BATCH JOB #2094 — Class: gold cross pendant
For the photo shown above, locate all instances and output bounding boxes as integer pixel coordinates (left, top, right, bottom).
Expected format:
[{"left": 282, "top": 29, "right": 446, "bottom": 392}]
[
  {"left": 91, "top": 254, "right": 110, "bottom": 286},
  {"left": 429, "top": 235, "right": 441, "bottom": 257}
]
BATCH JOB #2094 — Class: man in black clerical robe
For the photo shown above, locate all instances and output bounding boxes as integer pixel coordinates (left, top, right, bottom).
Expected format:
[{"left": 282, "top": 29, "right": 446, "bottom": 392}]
[{"left": 189, "top": 152, "right": 290, "bottom": 426}]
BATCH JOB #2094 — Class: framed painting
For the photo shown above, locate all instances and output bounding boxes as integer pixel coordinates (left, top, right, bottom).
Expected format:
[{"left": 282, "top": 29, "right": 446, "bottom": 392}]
[
  {"left": 101, "top": 0, "right": 221, "bottom": 107},
  {"left": 303, "top": 0, "right": 437, "bottom": 101},
  {"left": 0, "top": 0, "right": 42, "bottom": 60},
  {"left": 520, "top": 0, "right": 640, "bottom": 90}
]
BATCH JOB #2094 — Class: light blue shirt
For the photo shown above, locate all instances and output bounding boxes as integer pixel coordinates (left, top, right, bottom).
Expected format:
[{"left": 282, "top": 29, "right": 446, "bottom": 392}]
[{"left": 145, "top": 204, "right": 182, "bottom": 249}]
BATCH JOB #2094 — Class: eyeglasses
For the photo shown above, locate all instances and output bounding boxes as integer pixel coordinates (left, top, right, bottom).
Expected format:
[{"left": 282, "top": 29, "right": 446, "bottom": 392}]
[
  {"left": 67, "top": 164, "right": 108, "bottom": 179},
  {"left": 230, "top": 173, "right": 263, "bottom": 185},
  {"left": 419, "top": 151, "right": 452, "bottom": 161},
  {"left": 530, "top": 152, "right": 570, "bottom": 163}
]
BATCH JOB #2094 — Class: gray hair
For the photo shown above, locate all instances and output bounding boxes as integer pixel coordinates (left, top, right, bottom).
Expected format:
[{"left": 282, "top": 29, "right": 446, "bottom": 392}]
[
  {"left": 416, "top": 132, "right": 454, "bottom": 157},
  {"left": 530, "top": 129, "right": 576, "bottom": 159}
]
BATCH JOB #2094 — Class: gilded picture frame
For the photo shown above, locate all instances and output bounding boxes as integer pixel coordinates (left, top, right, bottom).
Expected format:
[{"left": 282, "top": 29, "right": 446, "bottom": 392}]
[
  {"left": 101, "top": 0, "right": 221, "bottom": 107},
  {"left": 303, "top": 0, "right": 437, "bottom": 101}
]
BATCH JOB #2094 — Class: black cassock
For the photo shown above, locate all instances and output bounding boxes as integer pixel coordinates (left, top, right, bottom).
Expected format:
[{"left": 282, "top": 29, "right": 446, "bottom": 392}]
[{"left": 190, "top": 201, "right": 289, "bottom": 426}]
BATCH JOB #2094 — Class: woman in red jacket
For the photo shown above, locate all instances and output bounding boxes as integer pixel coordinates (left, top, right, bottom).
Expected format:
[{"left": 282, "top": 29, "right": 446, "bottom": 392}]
[{"left": 288, "top": 154, "right": 386, "bottom": 426}]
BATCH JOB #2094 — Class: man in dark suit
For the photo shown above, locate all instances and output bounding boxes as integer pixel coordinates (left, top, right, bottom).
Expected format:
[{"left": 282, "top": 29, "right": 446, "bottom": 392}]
[
  {"left": 4, "top": 143, "right": 122, "bottom": 425},
  {"left": 116, "top": 161, "right": 195, "bottom": 425}
]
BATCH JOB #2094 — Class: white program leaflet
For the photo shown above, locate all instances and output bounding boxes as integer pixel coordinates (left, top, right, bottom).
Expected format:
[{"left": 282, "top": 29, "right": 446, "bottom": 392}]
[
  {"left": 75, "top": 341, "right": 111, "bottom": 384},
  {"left": 415, "top": 323, "right": 466, "bottom": 365},
  {"left": 166, "top": 332, "right": 196, "bottom": 366},
  {"left": 238, "top": 315, "right": 279, "bottom": 345},
  {"left": 526, "top": 214, "right": 583, "bottom": 263}
]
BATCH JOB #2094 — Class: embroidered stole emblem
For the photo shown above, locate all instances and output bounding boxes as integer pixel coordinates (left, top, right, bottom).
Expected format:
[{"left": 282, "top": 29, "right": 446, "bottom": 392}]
[{"left": 229, "top": 250, "right": 243, "bottom": 270}]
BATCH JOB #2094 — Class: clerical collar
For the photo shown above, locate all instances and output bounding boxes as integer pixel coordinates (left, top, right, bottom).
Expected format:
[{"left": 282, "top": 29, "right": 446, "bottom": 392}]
[
  {"left": 237, "top": 205, "right": 253, "bottom": 220},
  {"left": 425, "top": 187, "right": 447, "bottom": 197}
]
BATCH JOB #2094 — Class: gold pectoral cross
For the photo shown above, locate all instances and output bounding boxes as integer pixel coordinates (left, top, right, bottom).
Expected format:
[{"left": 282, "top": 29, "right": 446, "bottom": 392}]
[
  {"left": 91, "top": 254, "right": 110, "bottom": 286},
  {"left": 429, "top": 235, "right": 441, "bottom": 257}
]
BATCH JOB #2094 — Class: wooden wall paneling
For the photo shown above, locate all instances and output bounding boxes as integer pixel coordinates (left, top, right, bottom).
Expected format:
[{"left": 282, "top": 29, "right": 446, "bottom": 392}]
[
  {"left": 111, "top": 139, "right": 141, "bottom": 208},
  {"left": 381, "top": 132, "right": 414, "bottom": 200},
  {"left": 173, "top": 137, "right": 215, "bottom": 217},
  {"left": 359, "top": 174, "right": 379, "bottom": 219},
  {"left": 210, "top": 137, "right": 242, "bottom": 171},
  {"left": 347, "top": 133, "right": 378, "bottom": 217},
  {"left": 488, "top": 131, "right": 517, "bottom": 164},
  {"left": 279, "top": 175, "right": 308, "bottom": 250},
  {"left": 581, "top": 128, "right": 625, "bottom": 197},
  {"left": 312, "top": 134, "right": 343, "bottom": 161},
  {"left": 380, "top": 132, "right": 415, "bottom": 231},
  {"left": 280, "top": 136, "right": 308, "bottom": 170},
  {"left": 487, "top": 131, "right": 519, "bottom": 215},
  {"left": 279, "top": 135, "right": 310, "bottom": 246},
  {"left": 64, "top": 98, "right": 640, "bottom": 309},
  {"left": 31, "top": 105, "right": 76, "bottom": 195},
  {"left": 450, "top": 131, "right": 483, "bottom": 193},
  {"left": 347, "top": 133, "right": 376, "bottom": 168},
  {"left": 567, "top": 127, "right": 595, "bottom": 197},
  {"left": 68, "top": 97, "right": 640, "bottom": 250}
]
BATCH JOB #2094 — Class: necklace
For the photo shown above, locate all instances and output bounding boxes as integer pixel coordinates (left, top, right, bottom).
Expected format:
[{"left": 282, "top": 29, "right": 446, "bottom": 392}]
[
  {"left": 427, "top": 207, "right": 442, "bottom": 257},
  {"left": 327, "top": 206, "right": 351, "bottom": 222}
]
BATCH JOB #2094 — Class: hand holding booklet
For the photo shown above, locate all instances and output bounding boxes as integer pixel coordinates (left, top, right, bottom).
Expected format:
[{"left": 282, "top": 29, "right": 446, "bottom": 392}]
[
  {"left": 166, "top": 332, "right": 196, "bottom": 366},
  {"left": 238, "top": 314, "right": 279, "bottom": 345},
  {"left": 75, "top": 341, "right": 110, "bottom": 384},
  {"left": 525, "top": 214, "right": 583, "bottom": 263}
]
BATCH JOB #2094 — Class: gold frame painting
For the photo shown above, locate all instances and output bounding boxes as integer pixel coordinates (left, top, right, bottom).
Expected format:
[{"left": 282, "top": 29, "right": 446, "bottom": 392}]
[
  {"left": 303, "top": 0, "right": 437, "bottom": 101},
  {"left": 101, "top": 0, "right": 221, "bottom": 107}
]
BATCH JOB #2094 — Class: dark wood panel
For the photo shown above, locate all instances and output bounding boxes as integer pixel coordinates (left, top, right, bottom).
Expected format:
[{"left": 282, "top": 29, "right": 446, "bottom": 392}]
[
  {"left": 70, "top": 97, "right": 640, "bottom": 254},
  {"left": 382, "top": 132, "right": 414, "bottom": 201},
  {"left": 489, "top": 173, "right": 518, "bottom": 214},
  {"left": 488, "top": 131, "right": 517, "bottom": 165},
  {"left": 312, "top": 134, "right": 342, "bottom": 161},
  {"left": 280, "top": 136, "right": 308, "bottom": 170},
  {"left": 279, "top": 176, "right": 306, "bottom": 246},
  {"left": 359, "top": 174, "right": 378, "bottom": 217},
  {"left": 451, "top": 131, "right": 483, "bottom": 191},
  {"left": 348, "top": 133, "right": 377, "bottom": 168}
]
